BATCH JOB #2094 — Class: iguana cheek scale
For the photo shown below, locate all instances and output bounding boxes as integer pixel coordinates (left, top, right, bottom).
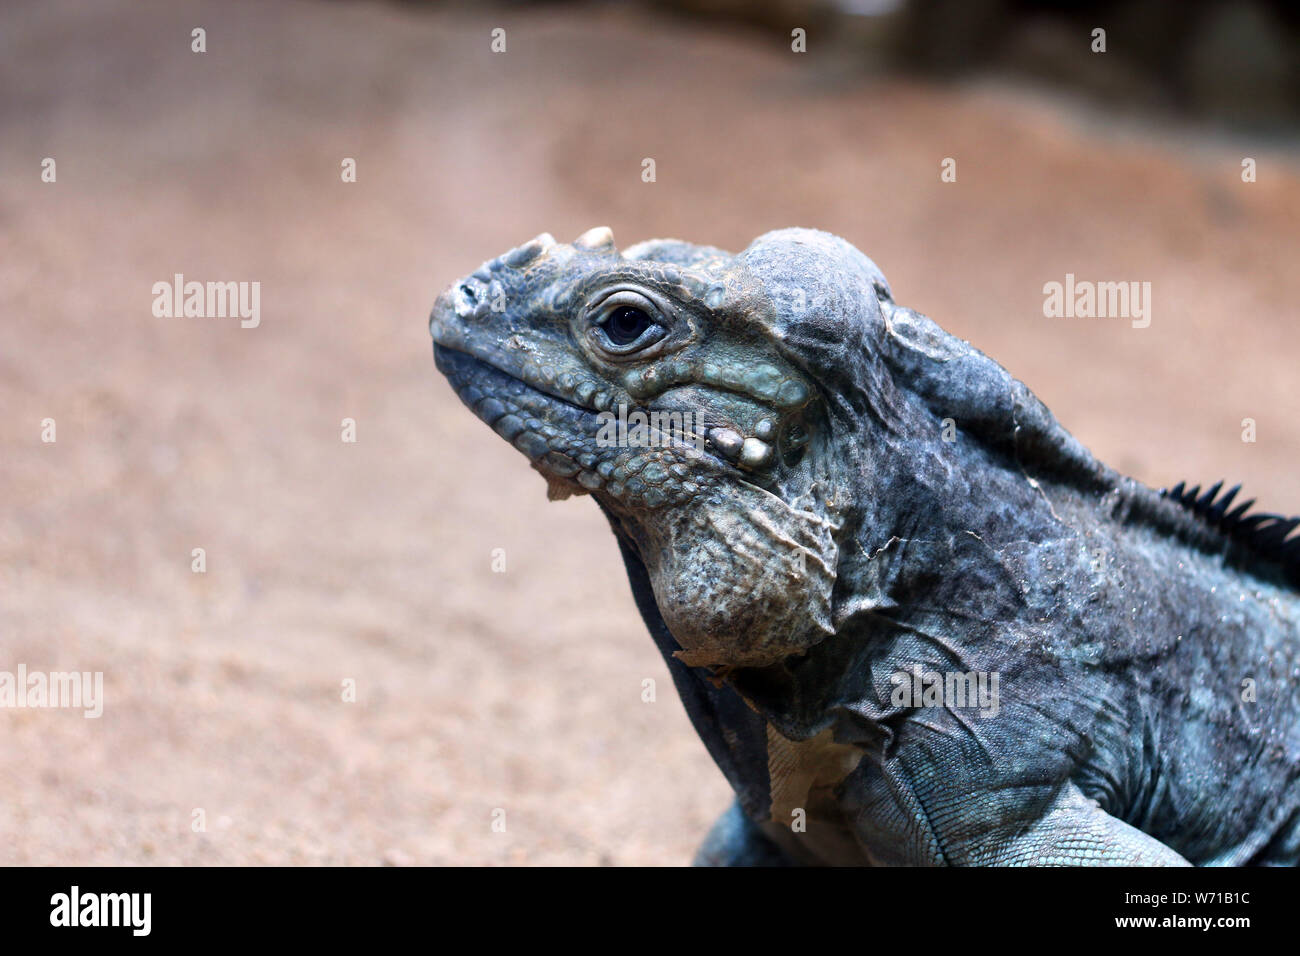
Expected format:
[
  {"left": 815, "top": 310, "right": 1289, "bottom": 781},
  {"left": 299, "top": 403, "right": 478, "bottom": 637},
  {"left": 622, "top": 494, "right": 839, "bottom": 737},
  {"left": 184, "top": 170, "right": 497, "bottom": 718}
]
[{"left": 430, "top": 226, "right": 1300, "bottom": 867}]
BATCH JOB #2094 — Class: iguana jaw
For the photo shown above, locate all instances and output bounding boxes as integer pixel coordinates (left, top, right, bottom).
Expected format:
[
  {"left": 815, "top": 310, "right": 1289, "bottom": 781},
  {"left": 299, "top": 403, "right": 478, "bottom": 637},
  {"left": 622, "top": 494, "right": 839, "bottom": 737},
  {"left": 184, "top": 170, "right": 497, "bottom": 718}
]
[
  {"left": 438, "top": 326, "right": 843, "bottom": 667},
  {"left": 433, "top": 342, "right": 605, "bottom": 469}
]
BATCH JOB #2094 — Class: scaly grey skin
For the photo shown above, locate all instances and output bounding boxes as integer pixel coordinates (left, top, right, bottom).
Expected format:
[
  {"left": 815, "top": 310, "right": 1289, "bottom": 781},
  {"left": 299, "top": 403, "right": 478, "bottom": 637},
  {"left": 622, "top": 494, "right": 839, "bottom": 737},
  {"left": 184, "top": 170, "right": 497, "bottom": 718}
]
[{"left": 430, "top": 226, "right": 1300, "bottom": 866}]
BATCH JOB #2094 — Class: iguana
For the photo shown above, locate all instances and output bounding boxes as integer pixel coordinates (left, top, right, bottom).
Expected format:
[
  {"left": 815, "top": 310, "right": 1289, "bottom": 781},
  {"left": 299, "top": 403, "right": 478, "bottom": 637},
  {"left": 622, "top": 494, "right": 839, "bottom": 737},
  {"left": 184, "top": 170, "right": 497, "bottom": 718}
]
[{"left": 429, "top": 226, "right": 1300, "bottom": 866}]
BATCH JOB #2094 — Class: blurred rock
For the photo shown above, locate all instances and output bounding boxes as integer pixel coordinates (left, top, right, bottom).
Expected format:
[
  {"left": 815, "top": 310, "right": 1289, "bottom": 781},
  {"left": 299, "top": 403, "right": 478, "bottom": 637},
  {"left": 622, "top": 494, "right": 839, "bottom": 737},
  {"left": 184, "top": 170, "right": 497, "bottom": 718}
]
[
  {"left": 1184, "top": 1, "right": 1296, "bottom": 127},
  {"left": 647, "top": 0, "right": 1300, "bottom": 128}
]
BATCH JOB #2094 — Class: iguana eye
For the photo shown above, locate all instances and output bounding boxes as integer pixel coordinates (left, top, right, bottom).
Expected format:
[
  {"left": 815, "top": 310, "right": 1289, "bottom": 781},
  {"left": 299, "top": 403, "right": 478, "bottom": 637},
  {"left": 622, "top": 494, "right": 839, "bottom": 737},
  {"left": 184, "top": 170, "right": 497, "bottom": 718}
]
[
  {"left": 605, "top": 306, "right": 652, "bottom": 345},
  {"left": 589, "top": 290, "right": 667, "bottom": 356}
]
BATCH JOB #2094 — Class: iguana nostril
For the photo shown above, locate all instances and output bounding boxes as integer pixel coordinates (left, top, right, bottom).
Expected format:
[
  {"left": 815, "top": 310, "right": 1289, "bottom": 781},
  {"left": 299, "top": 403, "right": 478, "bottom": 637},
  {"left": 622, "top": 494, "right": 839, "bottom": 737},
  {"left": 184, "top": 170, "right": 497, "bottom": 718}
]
[{"left": 449, "top": 281, "right": 483, "bottom": 319}]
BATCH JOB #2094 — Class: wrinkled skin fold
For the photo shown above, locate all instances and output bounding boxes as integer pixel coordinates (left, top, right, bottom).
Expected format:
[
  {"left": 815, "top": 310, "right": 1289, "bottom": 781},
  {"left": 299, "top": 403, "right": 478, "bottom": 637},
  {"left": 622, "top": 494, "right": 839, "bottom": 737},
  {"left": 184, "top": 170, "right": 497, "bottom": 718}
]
[{"left": 431, "top": 227, "right": 1300, "bottom": 866}]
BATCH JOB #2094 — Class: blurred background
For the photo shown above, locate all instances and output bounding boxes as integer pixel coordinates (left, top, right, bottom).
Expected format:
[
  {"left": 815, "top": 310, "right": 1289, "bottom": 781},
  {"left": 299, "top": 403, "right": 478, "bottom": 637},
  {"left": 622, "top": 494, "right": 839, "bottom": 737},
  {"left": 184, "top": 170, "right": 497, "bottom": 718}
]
[{"left": 0, "top": 0, "right": 1296, "bottom": 865}]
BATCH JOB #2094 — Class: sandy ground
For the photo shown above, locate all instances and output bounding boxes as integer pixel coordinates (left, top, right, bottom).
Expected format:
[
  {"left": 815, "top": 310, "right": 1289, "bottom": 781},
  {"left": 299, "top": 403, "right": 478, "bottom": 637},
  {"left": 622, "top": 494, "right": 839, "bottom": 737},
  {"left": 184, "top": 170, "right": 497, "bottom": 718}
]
[{"left": 0, "top": 0, "right": 1297, "bottom": 865}]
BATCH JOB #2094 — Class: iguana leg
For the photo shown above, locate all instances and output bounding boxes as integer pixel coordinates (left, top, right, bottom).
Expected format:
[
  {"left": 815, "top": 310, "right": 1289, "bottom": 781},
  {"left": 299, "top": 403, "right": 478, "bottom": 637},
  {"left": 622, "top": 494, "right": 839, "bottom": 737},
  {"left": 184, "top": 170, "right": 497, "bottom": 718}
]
[
  {"left": 851, "top": 758, "right": 1193, "bottom": 866},
  {"left": 966, "top": 783, "right": 1192, "bottom": 867},
  {"left": 692, "top": 800, "right": 799, "bottom": 866}
]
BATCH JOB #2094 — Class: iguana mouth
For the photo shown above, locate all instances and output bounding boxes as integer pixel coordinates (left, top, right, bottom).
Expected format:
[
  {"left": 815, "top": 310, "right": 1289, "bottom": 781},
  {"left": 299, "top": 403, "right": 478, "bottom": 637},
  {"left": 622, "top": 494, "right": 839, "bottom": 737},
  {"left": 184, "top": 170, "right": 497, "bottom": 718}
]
[
  {"left": 435, "top": 341, "right": 735, "bottom": 503},
  {"left": 433, "top": 342, "right": 603, "bottom": 434}
]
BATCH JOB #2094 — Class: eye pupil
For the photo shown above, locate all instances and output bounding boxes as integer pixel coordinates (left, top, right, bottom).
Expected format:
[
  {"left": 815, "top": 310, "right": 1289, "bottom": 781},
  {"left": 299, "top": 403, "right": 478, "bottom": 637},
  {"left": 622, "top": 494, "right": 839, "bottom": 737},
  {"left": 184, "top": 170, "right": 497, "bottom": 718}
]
[{"left": 605, "top": 306, "right": 651, "bottom": 346}]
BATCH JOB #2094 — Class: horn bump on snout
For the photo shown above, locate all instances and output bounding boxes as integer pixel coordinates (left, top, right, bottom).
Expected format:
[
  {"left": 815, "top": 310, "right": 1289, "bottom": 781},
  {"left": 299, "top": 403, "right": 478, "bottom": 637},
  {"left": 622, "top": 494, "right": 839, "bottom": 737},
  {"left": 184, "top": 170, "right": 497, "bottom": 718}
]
[
  {"left": 574, "top": 226, "right": 615, "bottom": 252},
  {"left": 503, "top": 233, "right": 556, "bottom": 268}
]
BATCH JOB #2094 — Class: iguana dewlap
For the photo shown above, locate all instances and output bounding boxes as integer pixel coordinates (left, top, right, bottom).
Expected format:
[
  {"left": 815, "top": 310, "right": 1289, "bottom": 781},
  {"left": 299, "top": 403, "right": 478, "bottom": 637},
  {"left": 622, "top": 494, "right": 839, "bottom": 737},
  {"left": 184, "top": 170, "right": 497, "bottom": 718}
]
[{"left": 430, "top": 227, "right": 1300, "bottom": 866}]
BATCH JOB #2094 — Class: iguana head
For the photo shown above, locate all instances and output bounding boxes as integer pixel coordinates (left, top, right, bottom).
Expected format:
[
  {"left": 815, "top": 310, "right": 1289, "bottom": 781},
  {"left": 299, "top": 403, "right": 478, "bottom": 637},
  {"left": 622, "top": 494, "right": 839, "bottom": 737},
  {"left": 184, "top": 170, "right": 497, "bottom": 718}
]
[{"left": 430, "top": 227, "right": 913, "bottom": 668}]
